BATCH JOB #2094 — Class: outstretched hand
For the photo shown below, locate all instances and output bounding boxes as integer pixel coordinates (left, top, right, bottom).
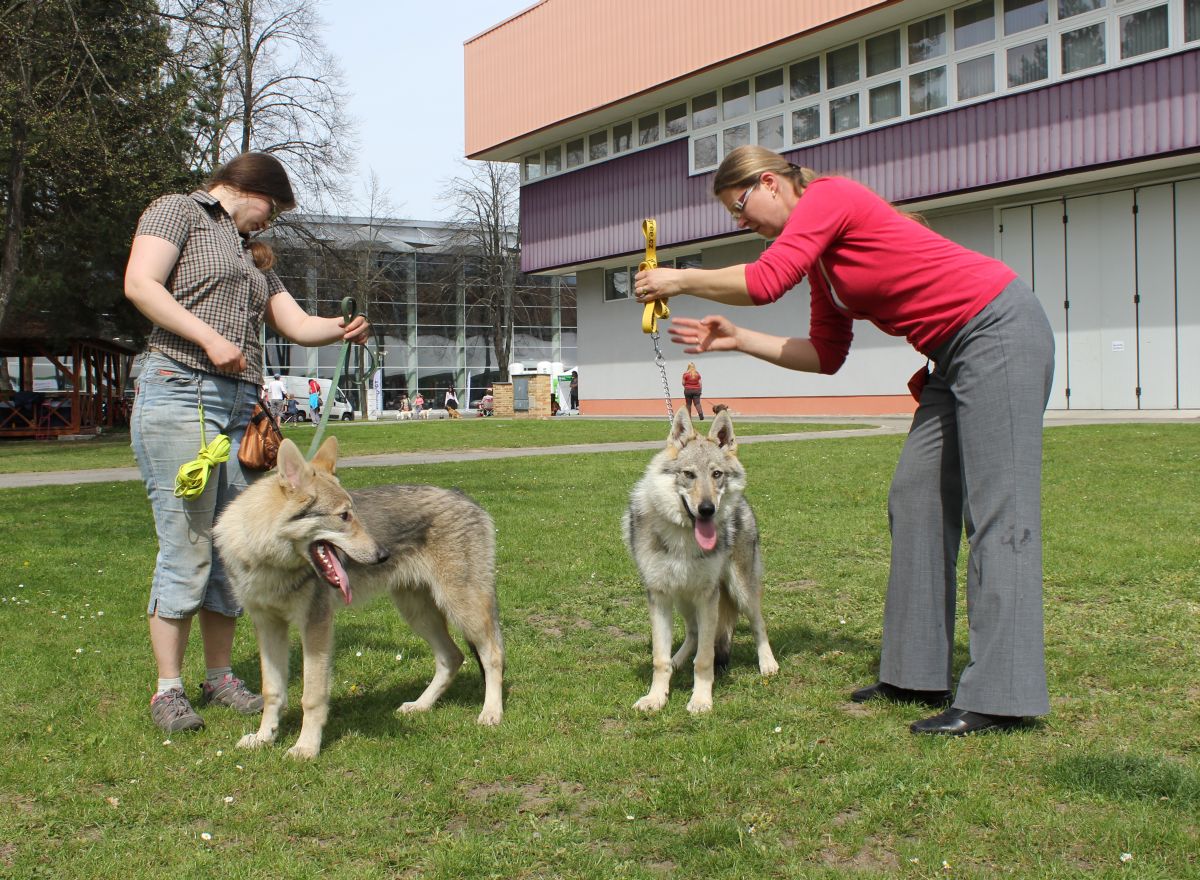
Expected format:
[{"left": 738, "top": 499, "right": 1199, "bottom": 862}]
[{"left": 667, "top": 315, "right": 741, "bottom": 354}]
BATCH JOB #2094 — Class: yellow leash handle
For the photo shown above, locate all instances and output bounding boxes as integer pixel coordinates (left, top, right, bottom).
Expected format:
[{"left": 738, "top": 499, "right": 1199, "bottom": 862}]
[
  {"left": 639, "top": 218, "right": 669, "bottom": 333},
  {"left": 174, "top": 403, "right": 231, "bottom": 499}
]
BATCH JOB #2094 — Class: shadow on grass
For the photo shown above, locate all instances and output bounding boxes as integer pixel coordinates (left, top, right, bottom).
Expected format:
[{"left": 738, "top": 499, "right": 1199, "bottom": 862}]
[{"left": 1044, "top": 753, "right": 1200, "bottom": 805}]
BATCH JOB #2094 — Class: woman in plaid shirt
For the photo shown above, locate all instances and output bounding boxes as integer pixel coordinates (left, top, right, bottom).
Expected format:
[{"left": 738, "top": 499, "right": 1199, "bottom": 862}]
[{"left": 125, "top": 152, "right": 370, "bottom": 734}]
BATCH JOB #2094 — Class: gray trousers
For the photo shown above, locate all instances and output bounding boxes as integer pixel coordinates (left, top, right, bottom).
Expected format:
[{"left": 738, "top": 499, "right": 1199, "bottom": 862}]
[{"left": 880, "top": 279, "right": 1054, "bottom": 717}]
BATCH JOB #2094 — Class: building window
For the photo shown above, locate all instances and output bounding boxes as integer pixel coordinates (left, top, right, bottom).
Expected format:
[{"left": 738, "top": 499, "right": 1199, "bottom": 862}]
[
  {"left": 867, "top": 30, "right": 902, "bottom": 76},
  {"left": 613, "top": 121, "right": 633, "bottom": 154},
  {"left": 827, "top": 44, "right": 861, "bottom": 88},
  {"left": 792, "top": 106, "right": 821, "bottom": 143},
  {"left": 910, "top": 66, "right": 948, "bottom": 112},
  {"left": 1059, "top": 0, "right": 1105, "bottom": 19},
  {"left": 638, "top": 112, "right": 660, "bottom": 145},
  {"left": 722, "top": 80, "right": 752, "bottom": 118},
  {"left": 757, "top": 115, "right": 785, "bottom": 149},
  {"left": 694, "top": 133, "right": 718, "bottom": 169},
  {"left": 1120, "top": 6, "right": 1169, "bottom": 57},
  {"left": 830, "top": 93, "right": 860, "bottom": 133},
  {"left": 909, "top": 15, "right": 947, "bottom": 62},
  {"left": 1004, "top": 0, "right": 1048, "bottom": 35},
  {"left": 523, "top": 153, "right": 541, "bottom": 180},
  {"left": 1187, "top": 0, "right": 1200, "bottom": 41},
  {"left": 958, "top": 54, "right": 996, "bottom": 98},
  {"left": 565, "top": 138, "right": 584, "bottom": 169},
  {"left": 692, "top": 91, "right": 718, "bottom": 128},
  {"left": 755, "top": 69, "right": 785, "bottom": 109},
  {"left": 869, "top": 81, "right": 902, "bottom": 122},
  {"left": 544, "top": 144, "right": 561, "bottom": 174},
  {"left": 954, "top": 0, "right": 996, "bottom": 49},
  {"left": 588, "top": 131, "right": 608, "bottom": 161},
  {"left": 665, "top": 103, "right": 688, "bottom": 136},
  {"left": 1062, "top": 22, "right": 1106, "bottom": 72},
  {"left": 723, "top": 123, "right": 751, "bottom": 153},
  {"left": 1007, "top": 39, "right": 1049, "bottom": 85},
  {"left": 790, "top": 57, "right": 820, "bottom": 99},
  {"left": 604, "top": 268, "right": 630, "bottom": 302}
]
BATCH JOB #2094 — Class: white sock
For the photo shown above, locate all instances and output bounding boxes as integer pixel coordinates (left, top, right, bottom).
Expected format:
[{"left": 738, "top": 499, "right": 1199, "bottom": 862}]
[
  {"left": 156, "top": 677, "right": 183, "bottom": 696},
  {"left": 206, "top": 666, "right": 232, "bottom": 684}
]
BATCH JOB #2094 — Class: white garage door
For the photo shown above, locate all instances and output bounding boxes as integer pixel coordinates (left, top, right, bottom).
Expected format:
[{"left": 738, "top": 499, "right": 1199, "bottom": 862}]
[{"left": 1000, "top": 178, "right": 1199, "bottom": 410}]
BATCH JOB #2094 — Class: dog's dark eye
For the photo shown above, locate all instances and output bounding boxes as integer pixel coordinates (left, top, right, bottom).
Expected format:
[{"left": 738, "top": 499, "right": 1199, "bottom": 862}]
[
  {"left": 712, "top": 470, "right": 723, "bottom": 480},
  {"left": 682, "top": 470, "right": 696, "bottom": 480},
  {"left": 340, "top": 511, "right": 351, "bottom": 522}
]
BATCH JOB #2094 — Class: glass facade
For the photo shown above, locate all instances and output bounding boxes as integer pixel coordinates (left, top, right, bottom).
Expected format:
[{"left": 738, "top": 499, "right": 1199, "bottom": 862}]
[{"left": 266, "top": 219, "right": 577, "bottom": 411}]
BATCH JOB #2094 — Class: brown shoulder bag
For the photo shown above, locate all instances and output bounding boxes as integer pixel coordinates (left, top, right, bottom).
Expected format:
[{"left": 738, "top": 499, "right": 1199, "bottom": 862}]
[{"left": 238, "top": 398, "right": 283, "bottom": 471}]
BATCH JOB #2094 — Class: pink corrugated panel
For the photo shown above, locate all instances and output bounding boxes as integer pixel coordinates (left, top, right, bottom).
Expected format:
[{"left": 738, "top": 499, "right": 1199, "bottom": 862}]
[{"left": 465, "top": 0, "right": 890, "bottom": 157}]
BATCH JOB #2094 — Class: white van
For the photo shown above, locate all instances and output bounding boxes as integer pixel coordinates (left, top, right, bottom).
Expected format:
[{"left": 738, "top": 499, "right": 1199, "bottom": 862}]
[{"left": 275, "top": 375, "right": 355, "bottom": 421}]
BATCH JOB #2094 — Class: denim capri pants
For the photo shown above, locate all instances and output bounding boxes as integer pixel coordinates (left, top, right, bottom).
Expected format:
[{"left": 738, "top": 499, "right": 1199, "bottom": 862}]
[{"left": 131, "top": 352, "right": 262, "bottom": 619}]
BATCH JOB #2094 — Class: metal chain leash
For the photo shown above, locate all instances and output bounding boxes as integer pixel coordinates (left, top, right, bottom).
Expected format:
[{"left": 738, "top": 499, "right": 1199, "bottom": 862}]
[{"left": 649, "top": 330, "right": 674, "bottom": 422}]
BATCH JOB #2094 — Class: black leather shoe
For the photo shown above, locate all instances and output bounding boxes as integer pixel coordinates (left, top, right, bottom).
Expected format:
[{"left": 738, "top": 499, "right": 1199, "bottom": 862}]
[
  {"left": 910, "top": 707, "right": 1023, "bottom": 736},
  {"left": 850, "top": 681, "right": 952, "bottom": 708}
]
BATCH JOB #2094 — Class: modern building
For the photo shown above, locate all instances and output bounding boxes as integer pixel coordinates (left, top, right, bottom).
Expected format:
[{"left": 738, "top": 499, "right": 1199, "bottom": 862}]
[
  {"left": 465, "top": 0, "right": 1200, "bottom": 414},
  {"left": 264, "top": 215, "right": 577, "bottom": 411}
]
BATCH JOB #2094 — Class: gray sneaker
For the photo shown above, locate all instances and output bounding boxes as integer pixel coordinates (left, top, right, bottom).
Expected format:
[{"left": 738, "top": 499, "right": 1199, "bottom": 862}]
[
  {"left": 150, "top": 687, "right": 205, "bottom": 732},
  {"left": 199, "top": 674, "right": 264, "bottom": 714}
]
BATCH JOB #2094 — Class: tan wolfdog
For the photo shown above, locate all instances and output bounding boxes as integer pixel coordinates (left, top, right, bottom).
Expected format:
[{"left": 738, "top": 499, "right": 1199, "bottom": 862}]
[
  {"left": 623, "top": 409, "right": 779, "bottom": 714},
  {"left": 214, "top": 437, "right": 504, "bottom": 759}
]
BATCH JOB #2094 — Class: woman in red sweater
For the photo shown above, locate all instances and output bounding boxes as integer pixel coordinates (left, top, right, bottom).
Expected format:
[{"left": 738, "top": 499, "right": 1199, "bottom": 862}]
[
  {"left": 681, "top": 362, "right": 703, "bottom": 420},
  {"left": 634, "top": 146, "right": 1054, "bottom": 737}
]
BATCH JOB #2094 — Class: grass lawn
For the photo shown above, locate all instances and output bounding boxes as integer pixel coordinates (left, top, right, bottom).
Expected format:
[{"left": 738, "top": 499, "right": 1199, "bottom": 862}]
[
  {"left": 0, "top": 418, "right": 852, "bottom": 474},
  {"left": 0, "top": 423, "right": 1196, "bottom": 878}
]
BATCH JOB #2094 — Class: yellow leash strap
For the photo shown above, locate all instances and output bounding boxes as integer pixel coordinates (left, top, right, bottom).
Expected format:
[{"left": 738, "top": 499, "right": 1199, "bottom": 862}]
[
  {"left": 639, "top": 218, "right": 669, "bottom": 333},
  {"left": 174, "top": 403, "right": 231, "bottom": 499}
]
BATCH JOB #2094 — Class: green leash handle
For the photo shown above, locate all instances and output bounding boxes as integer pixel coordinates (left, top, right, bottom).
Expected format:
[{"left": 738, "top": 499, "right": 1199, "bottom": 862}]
[
  {"left": 174, "top": 403, "right": 231, "bottom": 499},
  {"left": 307, "top": 297, "right": 361, "bottom": 460}
]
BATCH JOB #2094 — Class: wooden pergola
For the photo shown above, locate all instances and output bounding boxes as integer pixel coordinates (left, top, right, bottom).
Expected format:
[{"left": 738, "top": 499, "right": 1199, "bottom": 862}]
[{"left": 0, "top": 335, "right": 137, "bottom": 439}]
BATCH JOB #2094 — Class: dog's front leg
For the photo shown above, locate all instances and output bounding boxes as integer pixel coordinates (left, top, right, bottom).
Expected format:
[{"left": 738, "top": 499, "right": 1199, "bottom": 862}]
[
  {"left": 237, "top": 611, "right": 288, "bottom": 750},
  {"left": 687, "top": 589, "right": 719, "bottom": 714},
  {"left": 671, "top": 607, "right": 698, "bottom": 672},
  {"left": 289, "top": 597, "right": 333, "bottom": 760},
  {"left": 634, "top": 590, "right": 674, "bottom": 712}
]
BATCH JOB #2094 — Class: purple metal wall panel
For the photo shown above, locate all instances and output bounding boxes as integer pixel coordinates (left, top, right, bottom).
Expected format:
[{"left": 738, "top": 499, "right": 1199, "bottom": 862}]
[{"left": 520, "top": 50, "right": 1200, "bottom": 273}]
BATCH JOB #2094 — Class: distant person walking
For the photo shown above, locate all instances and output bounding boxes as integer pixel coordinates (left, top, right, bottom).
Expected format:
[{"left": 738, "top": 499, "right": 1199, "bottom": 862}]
[
  {"left": 266, "top": 374, "right": 287, "bottom": 420},
  {"left": 682, "top": 362, "right": 703, "bottom": 420}
]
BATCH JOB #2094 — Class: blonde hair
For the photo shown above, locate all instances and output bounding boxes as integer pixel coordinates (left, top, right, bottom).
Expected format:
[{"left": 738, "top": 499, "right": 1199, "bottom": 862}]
[
  {"left": 713, "top": 145, "right": 817, "bottom": 198},
  {"left": 713, "top": 144, "right": 925, "bottom": 224}
]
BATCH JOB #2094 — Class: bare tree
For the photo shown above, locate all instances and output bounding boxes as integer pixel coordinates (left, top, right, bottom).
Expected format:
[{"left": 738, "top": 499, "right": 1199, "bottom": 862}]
[
  {"left": 441, "top": 160, "right": 522, "bottom": 381},
  {"left": 159, "top": 0, "right": 356, "bottom": 204}
]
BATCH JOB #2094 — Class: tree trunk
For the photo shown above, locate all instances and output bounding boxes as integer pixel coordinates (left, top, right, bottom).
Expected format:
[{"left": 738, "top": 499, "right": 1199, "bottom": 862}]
[{"left": 0, "top": 114, "right": 28, "bottom": 336}]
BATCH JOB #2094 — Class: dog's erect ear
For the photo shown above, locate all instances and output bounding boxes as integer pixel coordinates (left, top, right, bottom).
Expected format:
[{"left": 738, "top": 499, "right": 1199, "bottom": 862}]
[
  {"left": 667, "top": 408, "right": 697, "bottom": 453},
  {"left": 276, "top": 438, "right": 311, "bottom": 490},
  {"left": 708, "top": 409, "right": 737, "bottom": 454},
  {"left": 311, "top": 436, "right": 339, "bottom": 475}
]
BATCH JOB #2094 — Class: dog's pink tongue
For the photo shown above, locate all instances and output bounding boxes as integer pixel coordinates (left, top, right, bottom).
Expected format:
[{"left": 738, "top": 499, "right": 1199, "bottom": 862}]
[
  {"left": 695, "top": 519, "right": 718, "bottom": 551},
  {"left": 313, "top": 541, "right": 352, "bottom": 604}
]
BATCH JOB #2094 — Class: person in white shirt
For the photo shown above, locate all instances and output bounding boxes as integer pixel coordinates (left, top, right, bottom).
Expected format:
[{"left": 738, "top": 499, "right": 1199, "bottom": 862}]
[{"left": 266, "top": 374, "right": 287, "bottom": 419}]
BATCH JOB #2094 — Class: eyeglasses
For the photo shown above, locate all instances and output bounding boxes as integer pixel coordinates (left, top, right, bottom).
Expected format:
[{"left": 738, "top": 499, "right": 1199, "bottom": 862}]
[{"left": 730, "top": 180, "right": 760, "bottom": 218}]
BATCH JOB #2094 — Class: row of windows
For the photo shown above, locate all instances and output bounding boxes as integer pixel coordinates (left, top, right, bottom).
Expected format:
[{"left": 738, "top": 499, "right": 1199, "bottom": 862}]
[
  {"left": 604, "top": 255, "right": 702, "bottom": 302},
  {"left": 520, "top": 0, "right": 1199, "bottom": 181}
]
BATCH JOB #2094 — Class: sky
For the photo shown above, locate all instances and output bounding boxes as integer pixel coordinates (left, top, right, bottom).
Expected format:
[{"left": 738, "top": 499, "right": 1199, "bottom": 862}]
[{"left": 319, "top": 0, "right": 535, "bottom": 221}]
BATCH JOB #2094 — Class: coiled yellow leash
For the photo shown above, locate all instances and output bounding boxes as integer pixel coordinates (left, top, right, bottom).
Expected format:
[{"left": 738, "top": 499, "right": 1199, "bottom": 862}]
[
  {"left": 638, "top": 218, "right": 674, "bottom": 421},
  {"left": 639, "top": 219, "right": 669, "bottom": 334},
  {"left": 174, "top": 403, "right": 231, "bottom": 499}
]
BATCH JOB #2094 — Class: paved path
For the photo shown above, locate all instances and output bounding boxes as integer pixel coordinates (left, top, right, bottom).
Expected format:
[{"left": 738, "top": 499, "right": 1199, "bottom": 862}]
[{"left": 1, "top": 412, "right": 1193, "bottom": 490}]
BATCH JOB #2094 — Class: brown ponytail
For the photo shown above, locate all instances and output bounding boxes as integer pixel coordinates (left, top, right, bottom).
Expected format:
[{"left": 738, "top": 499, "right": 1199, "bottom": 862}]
[{"left": 208, "top": 152, "right": 296, "bottom": 271}]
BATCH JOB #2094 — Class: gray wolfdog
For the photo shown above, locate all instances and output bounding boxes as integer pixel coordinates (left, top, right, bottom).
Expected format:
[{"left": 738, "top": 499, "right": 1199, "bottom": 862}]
[
  {"left": 214, "top": 437, "right": 504, "bottom": 759},
  {"left": 623, "top": 409, "right": 779, "bottom": 714}
]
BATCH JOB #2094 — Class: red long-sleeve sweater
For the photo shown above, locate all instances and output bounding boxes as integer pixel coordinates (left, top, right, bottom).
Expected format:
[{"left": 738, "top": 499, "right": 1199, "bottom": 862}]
[{"left": 743, "top": 176, "right": 1016, "bottom": 374}]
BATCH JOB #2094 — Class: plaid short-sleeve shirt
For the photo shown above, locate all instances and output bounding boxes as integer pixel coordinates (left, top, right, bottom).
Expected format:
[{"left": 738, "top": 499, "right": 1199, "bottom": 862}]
[{"left": 134, "top": 190, "right": 285, "bottom": 385}]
